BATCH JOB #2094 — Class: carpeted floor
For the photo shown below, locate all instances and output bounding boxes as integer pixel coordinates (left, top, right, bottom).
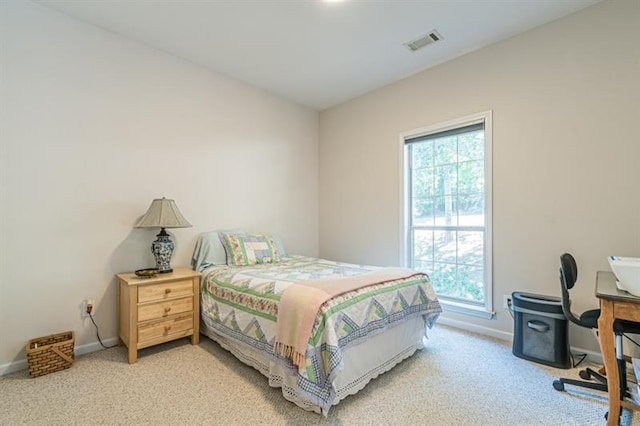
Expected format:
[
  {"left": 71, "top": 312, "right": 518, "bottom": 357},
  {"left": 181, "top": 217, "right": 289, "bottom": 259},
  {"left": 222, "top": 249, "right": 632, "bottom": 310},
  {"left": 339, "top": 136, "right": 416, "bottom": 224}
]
[{"left": 1, "top": 324, "right": 637, "bottom": 425}]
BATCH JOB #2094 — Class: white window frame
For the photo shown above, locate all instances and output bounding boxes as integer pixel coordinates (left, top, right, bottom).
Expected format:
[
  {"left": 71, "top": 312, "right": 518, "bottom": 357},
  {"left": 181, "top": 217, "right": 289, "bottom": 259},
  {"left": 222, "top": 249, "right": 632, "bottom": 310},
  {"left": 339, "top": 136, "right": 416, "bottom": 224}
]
[{"left": 399, "top": 111, "right": 493, "bottom": 318}]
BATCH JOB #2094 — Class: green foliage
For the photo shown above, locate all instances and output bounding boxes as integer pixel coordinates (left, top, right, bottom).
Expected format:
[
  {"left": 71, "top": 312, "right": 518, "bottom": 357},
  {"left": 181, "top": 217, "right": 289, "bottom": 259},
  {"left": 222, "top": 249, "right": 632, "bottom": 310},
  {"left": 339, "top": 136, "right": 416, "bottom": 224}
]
[
  {"left": 409, "top": 130, "right": 486, "bottom": 303},
  {"left": 411, "top": 131, "right": 484, "bottom": 225}
]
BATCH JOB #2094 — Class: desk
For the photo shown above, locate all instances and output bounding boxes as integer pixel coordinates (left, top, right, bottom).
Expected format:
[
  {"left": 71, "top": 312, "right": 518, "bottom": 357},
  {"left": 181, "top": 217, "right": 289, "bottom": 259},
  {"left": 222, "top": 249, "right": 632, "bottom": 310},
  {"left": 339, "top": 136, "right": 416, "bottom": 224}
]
[{"left": 596, "top": 270, "right": 640, "bottom": 425}]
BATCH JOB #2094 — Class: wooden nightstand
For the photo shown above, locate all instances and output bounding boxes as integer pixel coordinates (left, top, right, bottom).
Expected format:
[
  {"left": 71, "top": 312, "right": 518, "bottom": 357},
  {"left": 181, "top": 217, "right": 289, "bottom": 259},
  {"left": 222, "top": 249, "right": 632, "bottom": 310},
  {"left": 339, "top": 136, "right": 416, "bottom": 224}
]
[{"left": 116, "top": 268, "right": 200, "bottom": 363}]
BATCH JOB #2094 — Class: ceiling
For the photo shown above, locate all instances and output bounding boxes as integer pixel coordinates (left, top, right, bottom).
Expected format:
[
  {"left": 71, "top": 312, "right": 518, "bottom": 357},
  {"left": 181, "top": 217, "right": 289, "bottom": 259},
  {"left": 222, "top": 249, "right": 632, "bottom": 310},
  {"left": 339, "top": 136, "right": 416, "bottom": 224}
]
[{"left": 36, "top": 0, "right": 601, "bottom": 111}]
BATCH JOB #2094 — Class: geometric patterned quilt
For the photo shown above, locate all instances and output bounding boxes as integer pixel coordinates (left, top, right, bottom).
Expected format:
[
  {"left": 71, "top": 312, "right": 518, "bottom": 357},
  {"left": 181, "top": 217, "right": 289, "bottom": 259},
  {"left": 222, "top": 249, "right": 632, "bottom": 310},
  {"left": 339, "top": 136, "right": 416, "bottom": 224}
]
[{"left": 200, "top": 255, "right": 442, "bottom": 413}]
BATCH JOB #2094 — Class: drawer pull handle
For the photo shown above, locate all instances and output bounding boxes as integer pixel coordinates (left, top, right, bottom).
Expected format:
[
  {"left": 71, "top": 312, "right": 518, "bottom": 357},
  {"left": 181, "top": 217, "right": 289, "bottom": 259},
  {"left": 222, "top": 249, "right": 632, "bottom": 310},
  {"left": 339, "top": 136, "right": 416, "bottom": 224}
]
[
  {"left": 165, "top": 289, "right": 172, "bottom": 294},
  {"left": 164, "top": 326, "right": 172, "bottom": 335},
  {"left": 164, "top": 307, "right": 171, "bottom": 315}
]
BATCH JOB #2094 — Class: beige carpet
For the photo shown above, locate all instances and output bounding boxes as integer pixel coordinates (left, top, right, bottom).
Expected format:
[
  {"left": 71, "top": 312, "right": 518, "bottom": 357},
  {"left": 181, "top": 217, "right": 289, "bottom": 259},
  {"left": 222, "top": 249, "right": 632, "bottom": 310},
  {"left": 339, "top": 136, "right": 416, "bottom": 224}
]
[{"left": 1, "top": 325, "right": 637, "bottom": 425}]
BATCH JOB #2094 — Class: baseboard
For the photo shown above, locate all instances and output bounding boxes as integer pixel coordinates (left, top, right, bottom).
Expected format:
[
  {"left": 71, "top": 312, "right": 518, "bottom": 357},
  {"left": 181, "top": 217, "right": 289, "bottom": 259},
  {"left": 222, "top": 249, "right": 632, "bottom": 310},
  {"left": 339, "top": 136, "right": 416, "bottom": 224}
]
[
  {"left": 1, "top": 324, "right": 604, "bottom": 376},
  {"left": 438, "top": 317, "right": 604, "bottom": 365},
  {"left": 570, "top": 346, "right": 603, "bottom": 365},
  {"left": 0, "top": 359, "right": 28, "bottom": 376},
  {"left": 74, "top": 337, "right": 119, "bottom": 357},
  {"left": 0, "top": 337, "right": 119, "bottom": 377},
  {"left": 437, "top": 316, "right": 513, "bottom": 341}
]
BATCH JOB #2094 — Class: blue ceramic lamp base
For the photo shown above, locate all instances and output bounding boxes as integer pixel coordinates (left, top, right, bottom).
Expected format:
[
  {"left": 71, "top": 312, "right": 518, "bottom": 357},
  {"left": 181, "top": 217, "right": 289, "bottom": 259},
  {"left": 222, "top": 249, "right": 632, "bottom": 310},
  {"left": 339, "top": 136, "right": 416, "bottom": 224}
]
[{"left": 151, "top": 228, "right": 175, "bottom": 273}]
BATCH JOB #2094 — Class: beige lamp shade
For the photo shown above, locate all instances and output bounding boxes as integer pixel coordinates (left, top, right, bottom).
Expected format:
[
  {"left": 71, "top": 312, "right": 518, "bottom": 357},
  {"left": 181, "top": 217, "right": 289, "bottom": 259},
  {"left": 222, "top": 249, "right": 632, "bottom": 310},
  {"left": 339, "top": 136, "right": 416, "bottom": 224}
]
[{"left": 135, "top": 197, "right": 192, "bottom": 229}]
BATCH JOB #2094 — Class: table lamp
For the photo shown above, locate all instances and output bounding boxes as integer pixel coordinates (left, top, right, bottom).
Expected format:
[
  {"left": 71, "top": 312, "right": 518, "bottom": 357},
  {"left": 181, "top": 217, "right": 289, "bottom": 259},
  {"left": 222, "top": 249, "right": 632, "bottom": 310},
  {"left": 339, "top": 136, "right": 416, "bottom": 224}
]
[{"left": 135, "top": 197, "right": 192, "bottom": 273}]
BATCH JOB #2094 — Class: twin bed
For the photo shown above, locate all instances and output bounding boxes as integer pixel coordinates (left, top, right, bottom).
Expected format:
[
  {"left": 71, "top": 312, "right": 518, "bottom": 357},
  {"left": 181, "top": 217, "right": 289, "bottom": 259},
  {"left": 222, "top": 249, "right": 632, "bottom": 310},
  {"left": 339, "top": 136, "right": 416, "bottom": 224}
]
[{"left": 192, "top": 230, "right": 442, "bottom": 414}]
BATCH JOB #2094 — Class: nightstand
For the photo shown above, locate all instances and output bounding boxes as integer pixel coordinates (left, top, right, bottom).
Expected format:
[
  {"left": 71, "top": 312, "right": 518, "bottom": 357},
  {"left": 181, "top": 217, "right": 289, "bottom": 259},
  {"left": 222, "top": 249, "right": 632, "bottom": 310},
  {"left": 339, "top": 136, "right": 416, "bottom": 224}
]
[{"left": 116, "top": 268, "right": 200, "bottom": 363}]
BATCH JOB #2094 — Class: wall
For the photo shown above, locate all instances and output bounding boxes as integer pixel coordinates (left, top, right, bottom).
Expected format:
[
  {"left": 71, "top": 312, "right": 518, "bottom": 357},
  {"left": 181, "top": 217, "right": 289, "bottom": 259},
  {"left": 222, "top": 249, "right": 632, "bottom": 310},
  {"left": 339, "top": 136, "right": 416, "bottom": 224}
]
[
  {"left": 0, "top": 1, "right": 318, "bottom": 372},
  {"left": 319, "top": 0, "right": 640, "bottom": 353}
]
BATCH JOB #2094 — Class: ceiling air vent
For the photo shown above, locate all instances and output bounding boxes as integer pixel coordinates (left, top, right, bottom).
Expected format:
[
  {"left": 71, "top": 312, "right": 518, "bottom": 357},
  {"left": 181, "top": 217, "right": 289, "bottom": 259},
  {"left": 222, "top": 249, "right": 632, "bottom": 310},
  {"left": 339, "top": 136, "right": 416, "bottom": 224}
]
[{"left": 403, "top": 30, "right": 443, "bottom": 52}]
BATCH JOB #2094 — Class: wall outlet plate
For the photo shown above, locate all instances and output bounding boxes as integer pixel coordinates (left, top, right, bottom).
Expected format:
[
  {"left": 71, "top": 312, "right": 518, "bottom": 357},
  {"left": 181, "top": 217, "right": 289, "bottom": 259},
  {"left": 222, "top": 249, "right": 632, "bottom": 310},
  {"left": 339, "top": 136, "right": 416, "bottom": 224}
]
[
  {"left": 503, "top": 295, "right": 511, "bottom": 310},
  {"left": 81, "top": 298, "right": 95, "bottom": 317}
]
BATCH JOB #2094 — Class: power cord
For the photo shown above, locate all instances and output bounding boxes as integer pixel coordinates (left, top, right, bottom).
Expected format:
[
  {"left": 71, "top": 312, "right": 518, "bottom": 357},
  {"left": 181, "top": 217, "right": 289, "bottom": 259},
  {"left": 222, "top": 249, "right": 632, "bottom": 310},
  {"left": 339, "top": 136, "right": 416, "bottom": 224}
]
[
  {"left": 507, "top": 298, "right": 514, "bottom": 319},
  {"left": 86, "top": 305, "right": 117, "bottom": 349},
  {"left": 624, "top": 334, "right": 640, "bottom": 349},
  {"left": 570, "top": 352, "right": 587, "bottom": 368}
]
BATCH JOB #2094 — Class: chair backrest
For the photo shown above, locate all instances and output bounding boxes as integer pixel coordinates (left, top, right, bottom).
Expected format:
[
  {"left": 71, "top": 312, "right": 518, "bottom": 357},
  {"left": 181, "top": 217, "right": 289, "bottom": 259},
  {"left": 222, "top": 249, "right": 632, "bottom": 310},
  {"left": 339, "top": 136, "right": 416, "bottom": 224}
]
[
  {"left": 559, "top": 253, "right": 582, "bottom": 325},
  {"left": 560, "top": 253, "right": 578, "bottom": 290}
]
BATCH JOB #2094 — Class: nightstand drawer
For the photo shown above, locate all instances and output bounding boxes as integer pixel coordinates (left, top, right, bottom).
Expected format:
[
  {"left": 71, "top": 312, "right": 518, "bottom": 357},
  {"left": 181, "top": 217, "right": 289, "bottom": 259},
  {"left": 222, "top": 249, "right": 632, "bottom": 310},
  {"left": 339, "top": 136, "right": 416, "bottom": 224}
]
[
  {"left": 138, "top": 313, "right": 193, "bottom": 343},
  {"left": 138, "top": 297, "right": 193, "bottom": 322},
  {"left": 138, "top": 279, "right": 193, "bottom": 303}
]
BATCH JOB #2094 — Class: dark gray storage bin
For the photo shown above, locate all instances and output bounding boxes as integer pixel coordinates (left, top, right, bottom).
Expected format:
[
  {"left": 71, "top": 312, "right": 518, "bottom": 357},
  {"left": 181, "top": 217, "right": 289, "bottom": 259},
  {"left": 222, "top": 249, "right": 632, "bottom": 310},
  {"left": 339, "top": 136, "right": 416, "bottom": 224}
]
[{"left": 512, "top": 292, "right": 571, "bottom": 369}]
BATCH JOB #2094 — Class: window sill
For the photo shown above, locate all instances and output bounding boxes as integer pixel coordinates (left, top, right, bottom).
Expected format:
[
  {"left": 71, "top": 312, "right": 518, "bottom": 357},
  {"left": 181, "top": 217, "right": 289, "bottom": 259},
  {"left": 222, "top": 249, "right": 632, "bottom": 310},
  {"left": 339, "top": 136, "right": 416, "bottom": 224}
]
[{"left": 439, "top": 299, "right": 495, "bottom": 319}]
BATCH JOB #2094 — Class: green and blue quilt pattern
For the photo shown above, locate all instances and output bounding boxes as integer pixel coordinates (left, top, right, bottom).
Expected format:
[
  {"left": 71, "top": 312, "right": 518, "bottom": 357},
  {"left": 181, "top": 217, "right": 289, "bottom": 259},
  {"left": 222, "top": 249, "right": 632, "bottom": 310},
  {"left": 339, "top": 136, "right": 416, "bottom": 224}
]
[{"left": 200, "top": 256, "right": 442, "bottom": 412}]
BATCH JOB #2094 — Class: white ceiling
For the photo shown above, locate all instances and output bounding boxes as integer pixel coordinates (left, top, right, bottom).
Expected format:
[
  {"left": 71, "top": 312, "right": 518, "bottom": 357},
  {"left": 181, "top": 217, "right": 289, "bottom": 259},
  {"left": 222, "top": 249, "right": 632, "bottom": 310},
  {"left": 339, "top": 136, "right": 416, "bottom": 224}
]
[{"left": 36, "top": 0, "right": 601, "bottom": 111}]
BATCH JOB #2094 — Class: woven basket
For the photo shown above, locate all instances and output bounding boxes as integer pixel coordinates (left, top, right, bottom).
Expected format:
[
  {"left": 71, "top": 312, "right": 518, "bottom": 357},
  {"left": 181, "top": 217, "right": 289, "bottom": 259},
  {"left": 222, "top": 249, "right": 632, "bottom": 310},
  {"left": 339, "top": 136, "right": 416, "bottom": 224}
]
[{"left": 26, "top": 331, "right": 75, "bottom": 378}]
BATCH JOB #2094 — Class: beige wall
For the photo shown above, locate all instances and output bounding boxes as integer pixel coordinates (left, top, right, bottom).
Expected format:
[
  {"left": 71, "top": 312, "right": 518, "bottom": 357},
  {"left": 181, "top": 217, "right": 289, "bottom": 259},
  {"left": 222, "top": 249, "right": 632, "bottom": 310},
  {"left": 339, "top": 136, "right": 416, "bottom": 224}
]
[
  {"left": 0, "top": 1, "right": 318, "bottom": 371},
  {"left": 319, "top": 0, "right": 640, "bottom": 352}
]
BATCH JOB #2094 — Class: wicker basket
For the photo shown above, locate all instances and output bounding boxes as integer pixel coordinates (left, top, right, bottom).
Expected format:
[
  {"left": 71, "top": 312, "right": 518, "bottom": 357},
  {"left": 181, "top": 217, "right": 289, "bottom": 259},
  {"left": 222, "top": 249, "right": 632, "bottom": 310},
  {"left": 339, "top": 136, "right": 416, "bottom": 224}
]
[{"left": 26, "top": 331, "right": 75, "bottom": 378}]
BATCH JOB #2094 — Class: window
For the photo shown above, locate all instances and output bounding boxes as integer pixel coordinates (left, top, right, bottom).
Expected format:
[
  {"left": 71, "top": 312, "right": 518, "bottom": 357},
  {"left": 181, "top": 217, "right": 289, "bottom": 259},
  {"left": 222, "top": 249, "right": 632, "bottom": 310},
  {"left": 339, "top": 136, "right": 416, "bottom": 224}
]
[{"left": 402, "top": 111, "right": 492, "bottom": 317}]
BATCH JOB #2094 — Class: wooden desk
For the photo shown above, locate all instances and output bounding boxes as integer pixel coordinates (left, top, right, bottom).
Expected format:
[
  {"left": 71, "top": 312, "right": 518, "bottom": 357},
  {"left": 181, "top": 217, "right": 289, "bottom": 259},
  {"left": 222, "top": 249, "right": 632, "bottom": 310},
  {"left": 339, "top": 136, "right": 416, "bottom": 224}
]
[{"left": 596, "top": 270, "right": 640, "bottom": 425}]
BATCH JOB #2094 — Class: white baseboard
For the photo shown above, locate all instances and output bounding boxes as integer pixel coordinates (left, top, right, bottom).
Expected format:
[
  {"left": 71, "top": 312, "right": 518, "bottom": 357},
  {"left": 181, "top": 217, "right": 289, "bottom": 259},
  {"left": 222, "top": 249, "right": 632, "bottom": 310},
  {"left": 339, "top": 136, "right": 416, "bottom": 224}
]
[
  {"left": 0, "top": 337, "right": 119, "bottom": 377},
  {"left": 570, "top": 346, "right": 603, "bottom": 365},
  {"left": 437, "top": 316, "right": 514, "bottom": 341},
  {"left": 0, "top": 359, "right": 28, "bottom": 376},
  {"left": 1, "top": 323, "right": 604, "bottom": 376},
  {"left": 74, "top": 337, "right": 120, "bottom": 357},
  {"left": 438, "top": 317, "right": 604, "bottom": 365}
]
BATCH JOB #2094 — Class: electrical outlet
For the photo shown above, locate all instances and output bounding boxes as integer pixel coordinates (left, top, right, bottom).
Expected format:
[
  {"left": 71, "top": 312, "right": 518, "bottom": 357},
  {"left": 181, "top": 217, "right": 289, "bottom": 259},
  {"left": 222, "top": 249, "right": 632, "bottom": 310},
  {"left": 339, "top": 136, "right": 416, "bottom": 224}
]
[
  {"left": 503, "top": 295, "right": 511, "bottom": 310},
  {"left": 81, "top": 298, "right": 95, "bottom": 317}
]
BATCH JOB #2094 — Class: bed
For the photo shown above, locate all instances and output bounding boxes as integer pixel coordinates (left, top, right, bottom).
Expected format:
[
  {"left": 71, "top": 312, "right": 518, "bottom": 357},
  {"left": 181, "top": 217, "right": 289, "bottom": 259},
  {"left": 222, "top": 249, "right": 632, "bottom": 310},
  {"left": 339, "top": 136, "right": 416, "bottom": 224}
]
[{"left": 192, "top": 231, "right": 442, "bottom": 415}]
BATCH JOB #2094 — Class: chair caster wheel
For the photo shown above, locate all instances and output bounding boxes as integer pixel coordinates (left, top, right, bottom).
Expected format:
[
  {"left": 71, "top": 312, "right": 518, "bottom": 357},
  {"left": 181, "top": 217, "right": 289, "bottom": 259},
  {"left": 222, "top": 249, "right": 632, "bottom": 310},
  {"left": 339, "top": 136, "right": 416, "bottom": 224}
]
[
  {"left": 579, "top": 370, "right": 591, "bottom": 380},
  {"left": 553, "top": 380, "right": 565, "bottom": 391}
]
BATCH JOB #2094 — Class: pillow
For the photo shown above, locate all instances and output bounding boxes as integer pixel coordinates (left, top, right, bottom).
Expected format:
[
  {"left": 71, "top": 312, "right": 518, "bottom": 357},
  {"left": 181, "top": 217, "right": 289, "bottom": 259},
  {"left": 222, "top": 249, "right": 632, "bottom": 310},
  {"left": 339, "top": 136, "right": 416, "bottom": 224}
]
[
  {"left": 191, "top": 229, "right": 246, "bottom": 272},
  {"left": 220, "top": 233, "right": 281, "bottom": 266},
  {"left": 271, "top": 234, "right": 289, "bottom": 258}
]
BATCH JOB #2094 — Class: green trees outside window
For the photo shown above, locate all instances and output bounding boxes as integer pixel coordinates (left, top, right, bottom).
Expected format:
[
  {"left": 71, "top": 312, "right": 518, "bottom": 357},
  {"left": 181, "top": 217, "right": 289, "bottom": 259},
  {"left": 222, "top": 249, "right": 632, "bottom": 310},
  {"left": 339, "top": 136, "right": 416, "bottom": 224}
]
[{"left": 407, "top": 126, "right": 487, "bottom": 305}]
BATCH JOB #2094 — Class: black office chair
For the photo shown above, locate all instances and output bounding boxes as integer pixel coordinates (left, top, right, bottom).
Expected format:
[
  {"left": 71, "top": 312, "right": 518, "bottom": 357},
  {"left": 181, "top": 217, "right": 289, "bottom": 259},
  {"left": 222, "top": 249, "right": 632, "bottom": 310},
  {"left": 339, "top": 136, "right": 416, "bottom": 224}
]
[{"left": 552, "top": 253, "right": 640, "bottom": 396}]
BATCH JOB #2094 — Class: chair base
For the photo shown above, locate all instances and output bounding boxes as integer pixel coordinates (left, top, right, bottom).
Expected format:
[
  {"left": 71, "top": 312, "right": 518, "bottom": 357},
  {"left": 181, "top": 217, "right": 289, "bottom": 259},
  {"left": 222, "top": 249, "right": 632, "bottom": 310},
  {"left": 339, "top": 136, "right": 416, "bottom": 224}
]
[
  {"left": 579, "top": 367, "right": 608, "bottom": 383},
  {"left": 553, "top": 358, "right": 629, "bottom": 398},
  {"left": 553, "top": 377, "right": 608, "bottom": 393}
]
